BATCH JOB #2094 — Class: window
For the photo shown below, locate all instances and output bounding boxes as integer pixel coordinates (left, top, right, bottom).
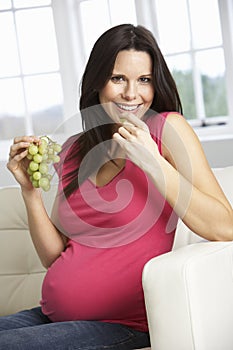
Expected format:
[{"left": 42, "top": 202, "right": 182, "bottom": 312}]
[
  {"left": 76, "top": 0, "right": 233, "bottom": 128},
  {"left": 154, "top": 0, "right": 230, "bottom": 125},
  {"left": 78, "top": 0, "right": 137, "bottom": 60},
  {"left": 1, "top": 0, "right": 232, "bottom": 164},
  {"left": 0, "top": 0, "right": 64, "bottom": 146}
]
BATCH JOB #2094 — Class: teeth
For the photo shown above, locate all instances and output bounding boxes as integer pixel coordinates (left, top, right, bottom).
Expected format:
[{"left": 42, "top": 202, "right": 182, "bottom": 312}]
[{"left": 116, "top": 103, "right": 138, "bottom": 111}]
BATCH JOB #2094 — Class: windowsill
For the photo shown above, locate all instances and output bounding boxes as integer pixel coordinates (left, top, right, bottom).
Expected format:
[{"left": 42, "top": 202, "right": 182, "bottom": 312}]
[
  {"left": 193, "top": 124, "right": 233, "bottom": 142},
  {"left": 1, "top": 123, "right": 233, "bottom": 161}
]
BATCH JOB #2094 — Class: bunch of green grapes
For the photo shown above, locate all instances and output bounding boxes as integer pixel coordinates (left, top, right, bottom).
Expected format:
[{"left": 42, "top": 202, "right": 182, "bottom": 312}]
[{"left": 26, "top": 136, "right": 62, "bottom": 191}]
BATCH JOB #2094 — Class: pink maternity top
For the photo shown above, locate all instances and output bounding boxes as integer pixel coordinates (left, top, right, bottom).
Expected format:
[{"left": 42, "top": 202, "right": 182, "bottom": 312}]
[{"left": 40, "top": 112, "right": 179, "bottom": 332}]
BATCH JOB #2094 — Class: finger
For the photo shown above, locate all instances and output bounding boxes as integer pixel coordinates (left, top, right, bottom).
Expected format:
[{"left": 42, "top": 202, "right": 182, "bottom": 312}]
[
  {"left": 9, "top": 141, "right": 31, "bottom": 158},
  {"left": 9, "top": 150, "right": 28, "bottom": 165},
  {"left": 117, "top": 126, "right": 134, "bottom": 140},
  {"left": 112, "top": 132, "right": 127, "bottom": 147},
  {"left": 121, "top": 123, "right": 139, "bottom": 135},
  {"left": 13, "top": 135, "right": 40, "bottom": 145},
  {"left": 120, "top": 112, "right": 148, "bottom": 131},
  {"left": 10, "top": 136, "right": 38, "bottom": 158},
  {"left": 7, "top": 149, "right": 28, "bottom": 170}
]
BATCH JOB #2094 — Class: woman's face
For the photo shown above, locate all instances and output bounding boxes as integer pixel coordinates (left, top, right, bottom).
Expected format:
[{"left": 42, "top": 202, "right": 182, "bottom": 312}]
[{"left": 99, "top": 49, "right": 154, "bottom": 122}]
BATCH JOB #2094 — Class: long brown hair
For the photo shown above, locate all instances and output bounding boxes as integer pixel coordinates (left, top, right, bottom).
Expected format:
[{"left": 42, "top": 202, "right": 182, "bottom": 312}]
[{"left": 62, "top": 24, "right": 182, "bottom": 197}]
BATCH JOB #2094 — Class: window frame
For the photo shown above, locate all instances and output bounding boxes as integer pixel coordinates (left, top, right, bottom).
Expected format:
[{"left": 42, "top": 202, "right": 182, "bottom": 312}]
[
  {"left": 189, "top": 0, "right": 233, "bottom": 139},
  {"left": 1, "top": 0, "right": 233, "bottom": 163},
  {"left": 0, "top": 1, "right": 63, "bottom": 139},
  {"left": 149, "top": 0, "right": 232, "bottom": 132},
  {"left": 0, "top": 1, "right": 66, "bottom": 161},
  {"left": 69, "top": 0, "right": 233, "bottom": 139}
]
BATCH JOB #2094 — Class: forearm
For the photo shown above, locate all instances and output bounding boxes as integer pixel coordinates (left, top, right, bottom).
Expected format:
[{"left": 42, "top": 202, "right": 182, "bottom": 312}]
[
  {"left": 112, "top": 114, "right": 232, "bottom": 240},
  {"left": 146, "top": 156, "right": 233, "bottom": 241},
  {"left": 22, "top": 188, "right": 66, "bottom": 268}
]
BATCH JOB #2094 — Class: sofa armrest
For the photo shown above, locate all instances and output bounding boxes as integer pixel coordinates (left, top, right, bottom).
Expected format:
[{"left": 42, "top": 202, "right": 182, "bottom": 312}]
[{"left": 142, "top": 242, "right": 233, "bottom": 350}]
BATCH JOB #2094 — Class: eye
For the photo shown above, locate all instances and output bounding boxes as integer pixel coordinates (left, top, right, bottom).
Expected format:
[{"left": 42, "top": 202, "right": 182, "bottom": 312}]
[
  {"left": 139, "top": 77, "right": 152, "bottom": 84},
  {"left": 110, "top": 75, "right": 125, "bottom": 83}
]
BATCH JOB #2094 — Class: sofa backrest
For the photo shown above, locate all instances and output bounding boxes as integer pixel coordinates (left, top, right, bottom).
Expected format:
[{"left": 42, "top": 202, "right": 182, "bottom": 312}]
[{"left": 0, "top": 186, "right": 55, "bottom": 316}]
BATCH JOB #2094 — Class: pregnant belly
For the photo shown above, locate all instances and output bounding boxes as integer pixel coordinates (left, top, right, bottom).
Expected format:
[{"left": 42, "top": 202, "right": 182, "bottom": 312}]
[{"left": 40, "top": 241, "right": 146, "bottom": 324}]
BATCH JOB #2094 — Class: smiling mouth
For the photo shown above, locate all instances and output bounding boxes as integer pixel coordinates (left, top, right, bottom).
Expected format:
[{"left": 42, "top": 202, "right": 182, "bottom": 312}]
[{"left": 114, "top": 103, "right": 141, "bottom": 112}]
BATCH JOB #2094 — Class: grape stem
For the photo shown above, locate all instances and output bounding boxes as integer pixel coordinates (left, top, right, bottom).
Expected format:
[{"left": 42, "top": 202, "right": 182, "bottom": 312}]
[{"left": 40, "top": 135, "right": 56, "bottom": 144}]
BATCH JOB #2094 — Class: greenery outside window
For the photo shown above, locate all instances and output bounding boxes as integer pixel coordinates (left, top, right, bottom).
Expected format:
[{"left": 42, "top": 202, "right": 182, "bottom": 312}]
[
  {"left": 0, "top": 0, "right": 64, "bottom": 143},
  {"left": 154, "top": 0, "right": 228, "bottom": 125}
]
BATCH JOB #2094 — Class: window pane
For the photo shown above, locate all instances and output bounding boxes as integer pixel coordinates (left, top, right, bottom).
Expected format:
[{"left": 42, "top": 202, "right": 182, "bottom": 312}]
[
  {"left": 0, "top": 13, "right": 20, "bottom": 77},
  {"left": 15, "top": 8, "right": 59, "bottom": 74},
  {"left": 80, "top": 0, "right": 111, "bottom": 57},
  {"left": 0, "top": 0, "right": 12, "bottom": 10},
  {"left": 13, "top": 0, "right": 51, "bottom": 8},
  {"left": 189, "top": 0, "right": 222, "bottom": 49},
  {"left": 166, "top": 54, "right": 196, "bottom": 119},
  {"left": 155, "top": 0, "right": 190, "bottom": 54},
  {"left": 24, "top": 73, "right": 64, "bottom": 135},
  {"left": 0, "top": 78, "right": 26, "bottom": 139},
  {"left": 196, "top": 49, "right": 228, "bottom": 117},
  {"left": 109, "top": 0, "right": 137, "bottom": 26}
]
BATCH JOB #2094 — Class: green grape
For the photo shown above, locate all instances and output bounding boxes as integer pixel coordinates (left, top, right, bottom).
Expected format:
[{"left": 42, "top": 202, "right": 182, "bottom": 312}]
[
  {"left": 38, "top": 144, "right": 47, "bottom": 155},
  {"left": 39, "top": 177, "right": 50, "bottom": 191},
  {"left": 27, "top": 153, "right": 33, "bottom": 160},
  {"left": 40, "top": 136, "right": 49, "bottom": 144},
  {"left": 47, "top": 154, "right": 55, "bottom": 163},
  {"left": 29, "top": 161, "right": 39, "bottom": 172},
  {"left": 48, "top": 148, "right": 54, "bottom": 155},
  {"left": 39, "top": 162, "right": 48, "bottom": 175},
  {"left": 120, "top": 118, "right": 127, "bottom": 123},
  {"left": 27, "top": 168, "right": 33, "bottom": 176},
  {"left": 28, "top": 144, "right": 38, "bottom": 155},
  {"left": 52, "top": 155, "right": 60, "bottom": 163},
  {"left": 32, "top": 171, "right": 42, "bottom": 181},
  {"left": 52, "top": 143, "right": 62, "bottom": 153},
  {"left": 42, "top": 153, "right": 48, "bottom": 161},
  {"left": 32, "top": 179, "right": 39, "bottom": 188},
  {"left": 26, "top": 135, "right": 62, "bottom": 191},
  {"left": 33, "top": 153, "right": 43, "bottom": 164}
]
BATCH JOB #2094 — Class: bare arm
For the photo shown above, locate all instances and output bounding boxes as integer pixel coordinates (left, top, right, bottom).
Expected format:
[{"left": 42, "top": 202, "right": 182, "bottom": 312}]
[
  {"left": 159, "top": 113, "right": 233, "bottom": 240},
  {"left": 113, "top": 113, "right": 233, "bottom": 241},
  {"left": 21, "top": 189, "right": 67, "bottom": 268},
  {"left": 7, "top": 136, "right": 67, "bottom": 268}
]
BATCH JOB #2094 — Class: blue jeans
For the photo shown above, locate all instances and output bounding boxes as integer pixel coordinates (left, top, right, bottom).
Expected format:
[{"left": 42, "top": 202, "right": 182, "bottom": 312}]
[{"left": 0, "top": 307, "right": 150, "bottom": 349}]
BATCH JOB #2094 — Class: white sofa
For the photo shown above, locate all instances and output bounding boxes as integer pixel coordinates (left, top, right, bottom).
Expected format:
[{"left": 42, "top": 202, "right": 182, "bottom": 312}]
[{"left": 0, "top": 166, "right": 233, "bottom": 350}]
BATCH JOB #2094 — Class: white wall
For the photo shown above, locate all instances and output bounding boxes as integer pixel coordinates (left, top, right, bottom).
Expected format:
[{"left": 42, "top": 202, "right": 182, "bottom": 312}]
[{"left": 201, "top": 138, "right": 233, "bottom": 168}]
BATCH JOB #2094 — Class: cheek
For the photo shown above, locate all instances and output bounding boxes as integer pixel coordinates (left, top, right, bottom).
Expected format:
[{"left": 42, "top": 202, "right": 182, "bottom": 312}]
[
  {"left": 99, "top": 83, "right": 119, "bottom": 103},
  {"left": 142, "top": 87, "right": 154, "bottom": 104},
  {"left": 98, "top": 88, "right": 118, "bottom": 122}
]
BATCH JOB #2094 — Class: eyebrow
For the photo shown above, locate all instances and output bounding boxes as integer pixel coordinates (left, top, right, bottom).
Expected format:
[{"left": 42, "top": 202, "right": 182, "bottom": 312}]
[{"left": 111, "top": 73, "right": 153, "bottom": 76}]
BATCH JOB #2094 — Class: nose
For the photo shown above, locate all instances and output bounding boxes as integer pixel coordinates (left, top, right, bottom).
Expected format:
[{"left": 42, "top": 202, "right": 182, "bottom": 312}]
[{"left": 122, "top": 82, "right": 137, "bottom": 101}]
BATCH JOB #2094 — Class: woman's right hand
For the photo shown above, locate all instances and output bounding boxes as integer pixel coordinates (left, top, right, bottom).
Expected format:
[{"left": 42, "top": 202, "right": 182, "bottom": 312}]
[{"left": 7, "top": 136, "right": 40, "bottom": 191}]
